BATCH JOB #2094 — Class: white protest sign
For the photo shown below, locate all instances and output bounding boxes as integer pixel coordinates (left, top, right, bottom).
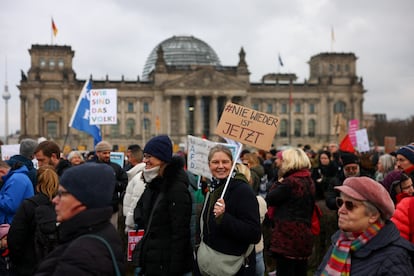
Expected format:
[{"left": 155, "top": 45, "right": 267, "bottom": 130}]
[
  {"left": 355, "top": 128, "right": 370, "bottom": 152},
  {"left": 187, "top": 135, "right": 238, "bottom": 179},
  {"left": 1, "top": 144, "right": 20, "bottom": 160},
  {"left": 89, "top": 89, "right": 117, "bottom": 125}
]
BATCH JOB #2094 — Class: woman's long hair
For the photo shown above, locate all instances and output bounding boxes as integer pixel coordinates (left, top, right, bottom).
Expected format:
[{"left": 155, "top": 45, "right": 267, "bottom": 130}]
[{"left": 36, "top": 165, "right": 59, "bottom": 201}]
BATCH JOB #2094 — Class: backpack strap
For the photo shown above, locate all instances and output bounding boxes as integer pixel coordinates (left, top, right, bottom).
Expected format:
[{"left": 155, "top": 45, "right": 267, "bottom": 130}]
[{"left": 75, "top": 234, "right": 121, "bottom": 276}]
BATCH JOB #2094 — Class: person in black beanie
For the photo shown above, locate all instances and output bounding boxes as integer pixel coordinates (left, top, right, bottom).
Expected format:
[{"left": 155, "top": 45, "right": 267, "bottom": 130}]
[
  {"left": 35, "top": 163, "right": 125, "bottom": 275},
  {"left": 133, "top": 135, "right": 193, "bottom": 276}
]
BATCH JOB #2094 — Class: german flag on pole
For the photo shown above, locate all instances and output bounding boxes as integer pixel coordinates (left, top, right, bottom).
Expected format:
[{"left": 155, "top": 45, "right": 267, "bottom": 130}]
[{"left": 52, "top": 18, "right": 58, "bottom": 37}]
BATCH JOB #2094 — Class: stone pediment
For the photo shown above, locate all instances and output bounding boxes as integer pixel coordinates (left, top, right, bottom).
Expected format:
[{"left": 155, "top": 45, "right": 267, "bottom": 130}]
[{"left": 160, "top": 67, "right": 248, "bottom": 90}]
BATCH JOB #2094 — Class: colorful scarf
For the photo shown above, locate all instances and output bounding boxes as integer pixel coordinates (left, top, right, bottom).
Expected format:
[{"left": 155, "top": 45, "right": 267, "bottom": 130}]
[{"left": 321, "top": 221, "right": 384, "bottom": 276}]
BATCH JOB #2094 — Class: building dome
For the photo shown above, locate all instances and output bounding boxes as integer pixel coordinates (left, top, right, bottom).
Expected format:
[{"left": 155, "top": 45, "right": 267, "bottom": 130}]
[{"left": 142, "top": 35, "right": 221, "bottom": 80}]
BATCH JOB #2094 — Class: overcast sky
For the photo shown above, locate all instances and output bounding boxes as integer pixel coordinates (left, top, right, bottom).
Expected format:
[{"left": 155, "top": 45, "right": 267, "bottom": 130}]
[{"left": 1, "top": 0, "right": 413, "bottom": 138}]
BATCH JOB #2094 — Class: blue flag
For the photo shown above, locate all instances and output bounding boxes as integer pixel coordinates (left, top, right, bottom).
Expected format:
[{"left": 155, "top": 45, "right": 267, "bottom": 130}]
[
  {"left": 278, "top": 54, "right": 284, "bottom": 67},
  {"left": 69, "top": 80, "right": 102, "bottom": 145}
]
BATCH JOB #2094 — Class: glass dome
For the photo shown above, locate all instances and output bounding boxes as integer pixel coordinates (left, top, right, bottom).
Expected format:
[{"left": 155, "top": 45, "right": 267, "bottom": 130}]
[{"left": 142, "top": 35, "right": 221, "bottom": 80}]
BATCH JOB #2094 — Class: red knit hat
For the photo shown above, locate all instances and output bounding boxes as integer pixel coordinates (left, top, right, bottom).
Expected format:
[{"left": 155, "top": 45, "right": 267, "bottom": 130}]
[{"left": 335, "top": 177, "right": 395, "bottom": 220}]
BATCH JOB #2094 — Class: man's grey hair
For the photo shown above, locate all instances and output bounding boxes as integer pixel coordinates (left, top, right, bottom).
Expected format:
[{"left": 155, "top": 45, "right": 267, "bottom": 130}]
[{"left": 19, "top": 138, "right": 39, "bottom": 159}]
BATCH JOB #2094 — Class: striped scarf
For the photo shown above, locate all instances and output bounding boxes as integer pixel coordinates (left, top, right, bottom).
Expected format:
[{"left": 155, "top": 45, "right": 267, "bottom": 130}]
[{"left": 321, "top": 221, "right": 383, "bottom": 276}]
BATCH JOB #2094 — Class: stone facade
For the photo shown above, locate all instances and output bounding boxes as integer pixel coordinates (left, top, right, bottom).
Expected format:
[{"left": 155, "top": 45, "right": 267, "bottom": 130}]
[{"left": 18, "top": 39, "right": 365, "bottom": 152}]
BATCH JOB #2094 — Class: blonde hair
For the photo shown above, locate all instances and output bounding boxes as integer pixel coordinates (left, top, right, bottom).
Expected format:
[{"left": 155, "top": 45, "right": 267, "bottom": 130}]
[
  {"left": 242, "top": 153, "right": 261, "bottom": 168},
  {"left": 36, "top": 165, "right": 59, "bottom": 201},
  {"left": 280, "top": 148, "right": 311, "bottom": 176},
  {"left": 235, "top": 163, "right": 251, "bottom": 183}
]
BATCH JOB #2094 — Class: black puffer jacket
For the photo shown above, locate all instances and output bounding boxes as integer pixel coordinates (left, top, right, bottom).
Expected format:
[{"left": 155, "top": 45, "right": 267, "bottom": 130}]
[
  {"left": 34, "top": 207, "right": 125, "bottom": 276},
  {"left": 133, "top": 159, "right": 193, "bottom": 276},
  {"left": 8, "top": 193, "right": 56, "bottom": 276}
]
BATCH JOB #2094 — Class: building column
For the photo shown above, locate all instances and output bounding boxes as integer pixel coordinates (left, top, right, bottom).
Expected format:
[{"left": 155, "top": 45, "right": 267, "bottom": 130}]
[
  {"left": 119, "top": 98, "right": 125, "bottom": 136},
  {"left": 165, "top": 96, "right": 171, "bottom": 136},
  {"left": 194, "top": 95, "right": 202, "bottom": 136},
  {"left": 180, "top": 96, "right": 187, "bottom": 135},
  {"left": 20, "top": 96, "right": 27, "bottom": 136},
  {"left": 34, "top": 90, "right": 40, "bottom": 136},
  {"left": 209, "top": 95, "right": 217, "bottom": 134}
]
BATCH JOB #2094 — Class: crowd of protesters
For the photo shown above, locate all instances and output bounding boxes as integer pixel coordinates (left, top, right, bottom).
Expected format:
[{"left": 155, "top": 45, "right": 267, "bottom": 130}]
[{"left": 1, "top": 136, "right": 414, "bottom": 275}]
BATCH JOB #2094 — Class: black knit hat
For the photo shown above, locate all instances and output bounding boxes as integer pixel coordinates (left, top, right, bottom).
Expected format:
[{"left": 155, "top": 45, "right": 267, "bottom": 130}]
[
  {"left": 59, "top": 163, "right": 115, "bottom": 209},
  {"left": 143, "top": 135, "right": 172, "bottom": 163}
]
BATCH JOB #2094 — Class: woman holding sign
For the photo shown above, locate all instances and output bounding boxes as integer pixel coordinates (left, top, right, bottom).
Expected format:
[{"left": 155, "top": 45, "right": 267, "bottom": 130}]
[{"left": 197, "top": 144, "right": 261, "bottom": 276}]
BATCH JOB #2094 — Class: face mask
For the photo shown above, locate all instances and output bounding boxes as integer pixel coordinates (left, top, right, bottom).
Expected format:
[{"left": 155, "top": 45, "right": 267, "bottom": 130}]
[{"left": 143, "top": 166, "right": 160, "bottom": 183}]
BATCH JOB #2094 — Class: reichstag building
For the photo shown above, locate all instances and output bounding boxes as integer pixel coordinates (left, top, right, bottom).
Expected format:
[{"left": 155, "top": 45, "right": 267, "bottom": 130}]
[{"left": 18, "top": 35, "right": 365, "bottom": 152}]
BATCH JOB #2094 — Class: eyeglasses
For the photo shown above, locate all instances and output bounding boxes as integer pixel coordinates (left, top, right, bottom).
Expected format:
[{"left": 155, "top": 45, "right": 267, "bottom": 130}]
[
  {"left": 56, "top": 190, "right": 71, "bottom": 198},
  {"left": 336, "top": 197, "right": 360, "bottom": 211}
]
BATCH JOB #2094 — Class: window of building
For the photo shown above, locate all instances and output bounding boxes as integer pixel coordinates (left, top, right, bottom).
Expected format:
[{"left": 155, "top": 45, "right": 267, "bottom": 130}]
[
  {"left": 49, "top": 59, "right": 55, "bottom": 68},
  {"left": 143, "top": 118, "right": 151, "bottom": 139},
  {"left": 252, "top": 102, "right": 259, "bottom": 111},
  {"left": 294, "top": 119, "right": 302, "bottom": 137},
  {"left": 329, "top": 64, "right": 334, "bottom": 73},
  {"left": 308, "top": 119, "right": 316, "bottom": 137},
  {"left": 334, "top": 101, "right": 346, "bottom": 113},
  {"left": 110, "top": 121, "right": 120, "bottom": 138},
  {"left": 267, "top": 103, "right": 273, "bottom": 113},
  {"left": 127, "top": 102, "right": 134, "bottom": 113},
  {"left": 40, "top": 58, "right": 46, "bottom": 68},
  {"left": 47, "top": 121, "right": 57, "bottom": 138},
  {"left": 143, "top": 102, "right": 150, "bottom": 113},
  {"left": 58, "top": 59, "right": 64, "bottom": 69},
  {"left": 280, "top": 119, "right": 288, "bottom": 137},
  {"left": 345, "top": 64, "right": 350, "bottom": 72},
  {"left": 44, "top": 98, "right": 60, "bottom": 112},
  {"left": 309, "top": 103, "right": 315, "bottom": 114},
  {"left": 281, "top": 103, "right": 288, "bottom": 114},
  {"left": 126, "top": 118, "right": 135, "bottom": 137},
  {"left": 295, "top": 103, "right": 301, "bottom": 113}
]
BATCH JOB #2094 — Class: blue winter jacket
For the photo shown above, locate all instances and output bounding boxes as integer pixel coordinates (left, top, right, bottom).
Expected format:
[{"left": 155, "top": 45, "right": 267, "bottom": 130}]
[
  {"left": 315, "top": 220, "right": 414, "bottom": 275},
  {"left": 0, "top": 165, "right": 34, "bottom": 224}
]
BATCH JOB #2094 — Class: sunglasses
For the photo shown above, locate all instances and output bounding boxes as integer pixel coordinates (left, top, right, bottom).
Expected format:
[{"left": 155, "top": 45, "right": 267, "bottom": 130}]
[{"left": 336, "top": 197, "right": 360, "bottom": 211}]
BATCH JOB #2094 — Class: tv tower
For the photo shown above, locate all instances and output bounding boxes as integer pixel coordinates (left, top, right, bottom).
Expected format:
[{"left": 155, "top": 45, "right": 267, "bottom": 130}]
[{"left": 2, "top": 58, "right": 11, "bottom": 144}]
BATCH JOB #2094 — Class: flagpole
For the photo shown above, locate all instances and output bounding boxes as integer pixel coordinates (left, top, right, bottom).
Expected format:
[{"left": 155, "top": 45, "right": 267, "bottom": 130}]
[
  {"left": 62, "top": 126, "right": 71, "bottom": 149},
  {"left": 51, "top": 20, "right": 53, "bottom": 45},
  {"left": 220, "top": 144, "right": 243, "bottom": 199}
]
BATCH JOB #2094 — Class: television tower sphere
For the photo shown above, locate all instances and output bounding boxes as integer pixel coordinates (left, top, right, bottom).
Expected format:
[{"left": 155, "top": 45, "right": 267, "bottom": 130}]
[{"left": 2, "top": 83, "right": 11, "bottom": 100}]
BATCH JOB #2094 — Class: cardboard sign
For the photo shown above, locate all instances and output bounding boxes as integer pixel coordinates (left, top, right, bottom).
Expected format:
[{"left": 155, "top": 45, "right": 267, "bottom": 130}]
[
  {"left": 89, "top": 89, "right": 118, "bottom": 125},
  {"left": 214, "top": 102, "right": 279, "bottom": 151},
  {"left": 384, "top": 136, "right": 396, "bottom": 154},
  {"left": 127, "top": 230, "right": 144, "bottom": 262},
  {"left": 187, "top": 136, "right": 238, "bottom": 179}
]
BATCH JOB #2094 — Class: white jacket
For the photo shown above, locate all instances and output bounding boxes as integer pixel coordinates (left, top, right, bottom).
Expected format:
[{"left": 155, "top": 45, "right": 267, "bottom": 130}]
[{"left": 123, "top": 163, "right": 146, "bottom": 232}]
